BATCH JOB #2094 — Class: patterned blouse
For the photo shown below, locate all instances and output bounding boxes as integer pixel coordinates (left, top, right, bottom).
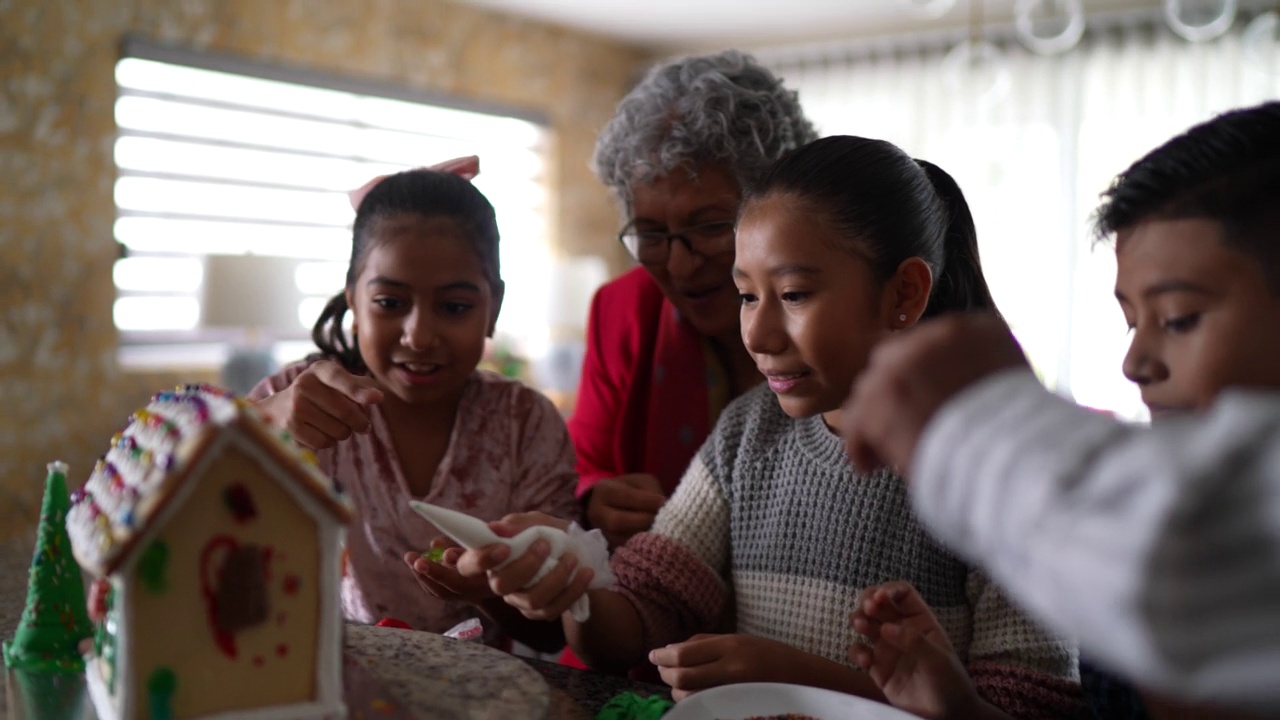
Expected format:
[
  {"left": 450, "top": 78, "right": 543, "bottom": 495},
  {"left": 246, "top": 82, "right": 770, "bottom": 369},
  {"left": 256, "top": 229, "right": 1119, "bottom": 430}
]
[{"left": 250, "top": 362, "right": 579, "bottom": 635}]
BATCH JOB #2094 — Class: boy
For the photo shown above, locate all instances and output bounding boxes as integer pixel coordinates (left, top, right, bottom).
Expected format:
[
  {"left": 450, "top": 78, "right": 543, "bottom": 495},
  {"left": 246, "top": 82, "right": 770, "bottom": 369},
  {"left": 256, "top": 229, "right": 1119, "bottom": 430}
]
[{"left": 842, "top": 101, "right": 1280, "bottom": 717}]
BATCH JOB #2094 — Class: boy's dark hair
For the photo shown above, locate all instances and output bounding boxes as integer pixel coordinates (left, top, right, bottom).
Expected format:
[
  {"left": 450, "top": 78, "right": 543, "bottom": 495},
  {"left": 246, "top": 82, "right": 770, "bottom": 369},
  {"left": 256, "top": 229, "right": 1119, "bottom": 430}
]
[
  {"left": 312, "top": 169, "right": 502, "bottom": 372},
  {"left": 742, "top": 134, "right": 999, "bottom": 319},
  {"left": 1093, "top": 101, "right": 1280, "bottom": 289}
]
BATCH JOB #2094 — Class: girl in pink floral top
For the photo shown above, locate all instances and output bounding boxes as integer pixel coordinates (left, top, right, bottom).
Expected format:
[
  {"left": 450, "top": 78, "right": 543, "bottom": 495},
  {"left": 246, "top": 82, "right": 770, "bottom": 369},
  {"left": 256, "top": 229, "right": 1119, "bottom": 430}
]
[{"left": 249, "top": 166, "right": 578, "bottom": 650}]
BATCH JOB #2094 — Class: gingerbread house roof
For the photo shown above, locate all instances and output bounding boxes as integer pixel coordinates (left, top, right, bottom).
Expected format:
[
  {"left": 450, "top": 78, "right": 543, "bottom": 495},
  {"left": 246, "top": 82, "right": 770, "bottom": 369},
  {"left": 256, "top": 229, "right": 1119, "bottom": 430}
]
[{"left": 66, "top": 384, "right": 353, "bottom": 576}]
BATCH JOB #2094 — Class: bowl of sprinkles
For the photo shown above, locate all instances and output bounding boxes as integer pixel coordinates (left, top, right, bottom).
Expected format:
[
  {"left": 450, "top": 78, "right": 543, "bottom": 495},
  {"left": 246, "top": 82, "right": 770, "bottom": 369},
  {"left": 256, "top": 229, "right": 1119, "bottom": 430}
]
[{"left": 664, "top": 683, "right": 919, "bottom": 720}]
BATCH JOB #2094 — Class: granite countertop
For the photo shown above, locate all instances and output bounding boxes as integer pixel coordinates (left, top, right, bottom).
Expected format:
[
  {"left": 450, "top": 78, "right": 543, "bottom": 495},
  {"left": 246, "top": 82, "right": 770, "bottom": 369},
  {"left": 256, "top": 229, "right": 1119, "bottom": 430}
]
[
  {"left": 3, "top": 537, "right": 671, "bottom": 719},
  {"left": 346, "top": 624, "right": 671, "bottom": 719},
  {"left": 522, "top": 654, "right": 671, "bottom": 719},
  {"left": 345, "top": 623, "right": 553, "bottom": 718}
]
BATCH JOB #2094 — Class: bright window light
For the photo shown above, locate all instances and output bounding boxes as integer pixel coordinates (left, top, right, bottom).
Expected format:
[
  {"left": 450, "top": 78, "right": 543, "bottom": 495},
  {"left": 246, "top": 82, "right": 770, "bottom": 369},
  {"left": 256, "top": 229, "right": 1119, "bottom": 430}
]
[
  {"left": 115, "top": 96, "right": 360, "bottom": 155},
  {"left": 295, "top": 262, "right": 346, "bottom": 295},
  {"left": 114, "top": 296, "right": 200, "bottom": 330},
  {"left": 113, "top": 44, "right": 551, "bottom": 369},
  {"left": 116, "top": 57, "right": 359, "bottom": 120},
  {"left": 114, "top": 217, "right": 351, "bottom": 259},
  {"left": 113, "top": 257, "right": 203, "bottom": 292},
  {"left": 115, "top": 136, "right": 383, "bottom": 191},
  {"left": 297, "top": 297, "right": 331, "bottom": 330},
  {"left": 115, "top": 176, "right": 352, "bottom": 225}
]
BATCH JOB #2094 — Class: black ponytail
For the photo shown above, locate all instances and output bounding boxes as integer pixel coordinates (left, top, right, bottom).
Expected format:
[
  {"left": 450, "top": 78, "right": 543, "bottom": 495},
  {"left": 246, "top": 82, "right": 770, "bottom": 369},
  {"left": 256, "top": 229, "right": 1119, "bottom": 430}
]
[
  {"left": 915, "top": 159, "right": 998, "bottom": 318},
  {"left": 743, "top": 135, "right": 1000, "bottom": 319},
  {"left": 310, "top": 293, "right": 364, "bottom": 373}
]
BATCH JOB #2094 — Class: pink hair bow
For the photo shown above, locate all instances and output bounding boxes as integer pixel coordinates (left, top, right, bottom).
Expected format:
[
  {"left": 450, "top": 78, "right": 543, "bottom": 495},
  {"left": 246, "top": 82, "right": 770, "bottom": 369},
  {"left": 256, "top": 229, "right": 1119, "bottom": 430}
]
[{"left": 347, "top": 155, "right": 480, "bottom": 210}]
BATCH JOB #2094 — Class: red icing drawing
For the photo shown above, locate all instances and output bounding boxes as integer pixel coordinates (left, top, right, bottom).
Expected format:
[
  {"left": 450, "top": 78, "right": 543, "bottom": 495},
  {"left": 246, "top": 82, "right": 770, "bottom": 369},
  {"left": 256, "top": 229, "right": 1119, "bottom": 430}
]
[
  {"left": 88, "top": 578, "right": 111, "bottom": 623},
  {"left": 262, "top": 546, "right": 274, "bottom": 583},
  {"left": 200, "top": 536, "right": 239, "bottom": 658},
  {"left": 199, "top": 536, "right": 273, "bottom": 660}
]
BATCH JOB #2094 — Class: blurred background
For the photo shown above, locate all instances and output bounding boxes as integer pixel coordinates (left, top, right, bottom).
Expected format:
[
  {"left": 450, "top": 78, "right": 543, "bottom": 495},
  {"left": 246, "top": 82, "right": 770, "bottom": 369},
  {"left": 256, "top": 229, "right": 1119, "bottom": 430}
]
[{"left": 1, "top": 0, "right": 1277, "bottom": 542}]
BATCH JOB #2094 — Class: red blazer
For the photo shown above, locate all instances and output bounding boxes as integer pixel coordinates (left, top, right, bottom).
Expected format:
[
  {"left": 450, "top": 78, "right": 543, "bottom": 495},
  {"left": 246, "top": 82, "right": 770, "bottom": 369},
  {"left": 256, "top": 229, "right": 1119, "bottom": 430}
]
[
  {"left": 568, "top": 267, "right": 714, "bottom": 500},
  {"left": 563, "top": 266, "right": 717, "bottom": 676}
]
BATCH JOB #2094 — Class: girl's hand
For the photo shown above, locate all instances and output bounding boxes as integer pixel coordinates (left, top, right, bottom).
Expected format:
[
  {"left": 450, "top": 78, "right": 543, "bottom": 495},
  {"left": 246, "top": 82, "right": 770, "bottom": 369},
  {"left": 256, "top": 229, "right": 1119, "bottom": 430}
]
[
  {"left": 585, "top": 474, "right": 666, "bottom": 548},
  {"left": 454, "top": 512, "right": 593, "bottom": 621},
  {"left": 649, "top": 633, "right": 803, "bottom": 701},
  {"left": 253, "top": 360, "right": 383, "bottom": 451},
  {"left": 849, "top": 581, "right": 979, "bottom": 719},
  {"left": 403, "top": 535, "right": 495, "bottom": 606},
  {"left": 494, "top": 511, "right": 572, "bottom": 535}
]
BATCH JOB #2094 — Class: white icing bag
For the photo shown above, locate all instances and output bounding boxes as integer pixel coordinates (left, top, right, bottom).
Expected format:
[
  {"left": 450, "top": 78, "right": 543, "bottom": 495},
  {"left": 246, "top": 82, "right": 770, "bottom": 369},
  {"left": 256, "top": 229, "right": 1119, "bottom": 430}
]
[{"left": 408, "top": 502, "right": 615, "bottom": 622}]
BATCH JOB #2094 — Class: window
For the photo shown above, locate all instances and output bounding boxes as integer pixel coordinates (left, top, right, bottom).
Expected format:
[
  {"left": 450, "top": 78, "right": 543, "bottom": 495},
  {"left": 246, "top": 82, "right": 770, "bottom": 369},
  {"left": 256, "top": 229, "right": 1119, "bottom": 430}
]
[
  {"left": 112, "top": 40, "right": 552, "bottom": 370},
  {"left": 767, "top": 18, "right": 1279, "bottom": 422}
]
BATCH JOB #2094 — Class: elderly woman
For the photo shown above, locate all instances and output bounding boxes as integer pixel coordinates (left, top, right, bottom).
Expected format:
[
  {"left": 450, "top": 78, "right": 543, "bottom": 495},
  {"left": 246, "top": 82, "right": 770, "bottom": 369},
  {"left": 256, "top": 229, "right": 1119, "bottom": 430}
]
[{"left": 572, "top": 50, "right": 817, "bottom": 548}]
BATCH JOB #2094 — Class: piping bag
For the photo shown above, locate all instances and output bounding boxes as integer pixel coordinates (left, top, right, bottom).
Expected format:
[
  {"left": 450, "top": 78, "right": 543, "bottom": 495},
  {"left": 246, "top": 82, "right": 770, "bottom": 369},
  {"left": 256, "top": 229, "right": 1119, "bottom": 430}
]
[{"left": 409, "top": 501, "right": 615, "bottom": 622}]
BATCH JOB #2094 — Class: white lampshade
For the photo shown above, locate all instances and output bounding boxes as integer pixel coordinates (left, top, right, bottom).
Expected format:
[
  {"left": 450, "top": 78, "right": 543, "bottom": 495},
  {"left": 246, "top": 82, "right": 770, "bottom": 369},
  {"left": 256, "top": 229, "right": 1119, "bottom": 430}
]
[
  {"left": 536, "top": 255, "right": 609, "bottom": 396},
  {"left": 547, "top": 255, "right": 609, "bottom": 336},
  {"left": 200, "top": 254, "right": 306, "bottom": 337}
]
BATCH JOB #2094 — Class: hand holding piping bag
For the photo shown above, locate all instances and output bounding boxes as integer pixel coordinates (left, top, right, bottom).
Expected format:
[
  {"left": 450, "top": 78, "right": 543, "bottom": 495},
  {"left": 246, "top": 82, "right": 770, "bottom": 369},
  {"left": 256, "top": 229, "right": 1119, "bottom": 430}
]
[{"left": 408, "top": 502, "right": 614, "bottom": 622}]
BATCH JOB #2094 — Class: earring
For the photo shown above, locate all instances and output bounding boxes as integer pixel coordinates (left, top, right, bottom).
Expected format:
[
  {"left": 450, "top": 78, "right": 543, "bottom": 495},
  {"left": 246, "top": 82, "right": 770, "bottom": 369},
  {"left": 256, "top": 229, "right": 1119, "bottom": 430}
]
[{"left": 898, "top": 314, "right": 907, "bottom": 323}]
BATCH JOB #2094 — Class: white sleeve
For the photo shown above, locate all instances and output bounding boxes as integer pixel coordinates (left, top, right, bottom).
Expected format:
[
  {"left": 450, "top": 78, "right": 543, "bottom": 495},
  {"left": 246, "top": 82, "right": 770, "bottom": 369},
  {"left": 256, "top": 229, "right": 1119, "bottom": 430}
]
[{"left": 911, "top": 369, "right": 1280, "bottom": 710}]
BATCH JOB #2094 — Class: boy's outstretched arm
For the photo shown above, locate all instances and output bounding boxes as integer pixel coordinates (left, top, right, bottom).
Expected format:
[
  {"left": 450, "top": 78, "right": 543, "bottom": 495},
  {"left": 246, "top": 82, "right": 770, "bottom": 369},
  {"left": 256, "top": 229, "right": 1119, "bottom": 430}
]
[
  {"left": 842, "top": 312, "right": 1280, "bottom": 710},
  {"left": 850, "top": 581, "right": 1013, "bottom": 720}
]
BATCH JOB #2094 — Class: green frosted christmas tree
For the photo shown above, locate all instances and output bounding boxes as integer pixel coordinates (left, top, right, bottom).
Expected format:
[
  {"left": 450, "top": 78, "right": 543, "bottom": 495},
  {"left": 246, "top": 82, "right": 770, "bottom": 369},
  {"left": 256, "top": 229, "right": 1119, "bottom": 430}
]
[{"left": 3, "top": 461, "right": 94, "bottom": 672}]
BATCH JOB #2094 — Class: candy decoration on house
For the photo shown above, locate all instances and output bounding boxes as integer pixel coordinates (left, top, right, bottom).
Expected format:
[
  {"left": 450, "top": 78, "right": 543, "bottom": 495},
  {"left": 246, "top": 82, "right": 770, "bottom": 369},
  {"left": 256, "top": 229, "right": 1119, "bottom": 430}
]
[
  {"left": 65, "top": 384, "right": 353, "bottom": 720},
  {"left": 3, "top": 461, "right": 94, "bottom": 673}
]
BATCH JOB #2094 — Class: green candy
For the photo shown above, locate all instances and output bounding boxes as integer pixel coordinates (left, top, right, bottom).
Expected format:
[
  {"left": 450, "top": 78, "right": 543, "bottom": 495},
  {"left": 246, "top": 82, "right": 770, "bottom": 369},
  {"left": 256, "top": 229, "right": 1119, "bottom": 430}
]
[
  {"left": 595, "top": 691, "right": 674, "bottom": 720},
  {"left": 423, "top": 547, "right": 447, "bottom": 563}
]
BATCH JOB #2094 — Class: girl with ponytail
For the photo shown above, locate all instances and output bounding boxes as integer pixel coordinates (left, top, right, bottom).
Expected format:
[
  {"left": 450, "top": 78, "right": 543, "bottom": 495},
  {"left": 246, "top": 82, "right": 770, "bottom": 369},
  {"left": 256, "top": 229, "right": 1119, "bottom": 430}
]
[
  {"left": 248, "top": 163, "right": 577, "bottom": 650},
  {"left": 459, "top": 135, "right": 1081, "bottom": 719}
]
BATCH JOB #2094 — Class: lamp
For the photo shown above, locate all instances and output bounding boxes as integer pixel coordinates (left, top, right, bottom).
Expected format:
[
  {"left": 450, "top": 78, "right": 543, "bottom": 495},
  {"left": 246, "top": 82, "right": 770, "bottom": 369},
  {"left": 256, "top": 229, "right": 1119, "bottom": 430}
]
[
  {"left": 201, "top": 254, "right": 306, "bottom": 395},
  {"left": 1015, "top": 0, "right": 1085, "bottom": 55},
  {"left": 1165, "top": 0, "right": 1238, "bottom": 43},
  {"left": 547, "top": 255, "right": 610, "bottom": 343},
  {"left": 535, "top": 255, "right": 609, "bottom": 406},
  {"left": 944, "top": 0, "right": 1011, "bottom": 109}
]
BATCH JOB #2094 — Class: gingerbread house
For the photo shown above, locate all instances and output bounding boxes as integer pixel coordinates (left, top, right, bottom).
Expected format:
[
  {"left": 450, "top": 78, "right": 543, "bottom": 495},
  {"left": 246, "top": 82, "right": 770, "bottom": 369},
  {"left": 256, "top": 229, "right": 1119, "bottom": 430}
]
[{"left": 66, "top": 384, "right": 353, "bottom": 720}]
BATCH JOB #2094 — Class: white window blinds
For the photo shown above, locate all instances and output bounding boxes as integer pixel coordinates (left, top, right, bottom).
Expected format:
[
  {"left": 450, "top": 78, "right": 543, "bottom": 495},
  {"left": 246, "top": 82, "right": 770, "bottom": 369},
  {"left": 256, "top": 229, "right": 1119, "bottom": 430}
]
[{"left": 112, "top": 41, "right": 551, "bottom": 369}]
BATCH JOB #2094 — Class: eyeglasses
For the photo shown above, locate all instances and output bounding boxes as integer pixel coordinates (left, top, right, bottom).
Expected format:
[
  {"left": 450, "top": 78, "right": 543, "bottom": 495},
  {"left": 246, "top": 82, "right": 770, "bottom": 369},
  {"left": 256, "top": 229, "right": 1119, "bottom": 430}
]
[{"left": 618, "top": 220, "right": 736, "bottom": 266}]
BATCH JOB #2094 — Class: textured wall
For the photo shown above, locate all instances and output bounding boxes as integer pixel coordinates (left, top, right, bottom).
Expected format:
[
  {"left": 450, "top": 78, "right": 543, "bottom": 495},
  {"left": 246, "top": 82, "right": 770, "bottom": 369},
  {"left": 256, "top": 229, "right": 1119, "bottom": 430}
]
[{"left": 0, "top": 0, "right": 647, "bottom": 543}]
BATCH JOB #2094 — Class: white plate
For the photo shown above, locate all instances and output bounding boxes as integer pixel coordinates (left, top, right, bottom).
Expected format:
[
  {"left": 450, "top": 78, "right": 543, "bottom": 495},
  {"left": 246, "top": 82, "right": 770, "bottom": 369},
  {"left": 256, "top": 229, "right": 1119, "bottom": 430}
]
[{"left": 664, "top": 682, "right": 919, "bottom": 720}]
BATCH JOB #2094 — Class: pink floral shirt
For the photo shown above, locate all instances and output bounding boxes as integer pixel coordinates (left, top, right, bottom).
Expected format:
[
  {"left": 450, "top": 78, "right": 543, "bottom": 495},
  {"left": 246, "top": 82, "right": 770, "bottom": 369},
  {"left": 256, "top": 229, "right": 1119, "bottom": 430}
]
[{"left": 249, "top": 362, "right": 579, "bottom": 635}]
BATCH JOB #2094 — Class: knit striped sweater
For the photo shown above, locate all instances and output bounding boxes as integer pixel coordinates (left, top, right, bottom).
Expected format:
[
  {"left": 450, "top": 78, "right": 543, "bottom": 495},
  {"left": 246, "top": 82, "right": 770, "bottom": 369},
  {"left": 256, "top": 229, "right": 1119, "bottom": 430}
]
[{"left": 610, "top": 384, "right": 1083, "bottom": 718}]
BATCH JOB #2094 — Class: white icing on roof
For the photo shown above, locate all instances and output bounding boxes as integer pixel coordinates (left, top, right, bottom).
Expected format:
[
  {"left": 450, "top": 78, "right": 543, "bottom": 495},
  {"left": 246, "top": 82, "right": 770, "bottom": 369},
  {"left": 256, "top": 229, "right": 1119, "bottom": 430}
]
[{"left": 66, "top": 384, "right": 350, "bottom": 575}]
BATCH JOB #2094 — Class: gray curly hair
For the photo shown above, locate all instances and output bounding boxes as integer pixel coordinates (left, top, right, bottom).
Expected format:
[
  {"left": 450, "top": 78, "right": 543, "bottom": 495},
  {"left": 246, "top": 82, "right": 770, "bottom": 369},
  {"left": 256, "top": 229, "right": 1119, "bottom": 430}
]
[{"left": 593, "top": 49, "right": 817, "bottom": 212}]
